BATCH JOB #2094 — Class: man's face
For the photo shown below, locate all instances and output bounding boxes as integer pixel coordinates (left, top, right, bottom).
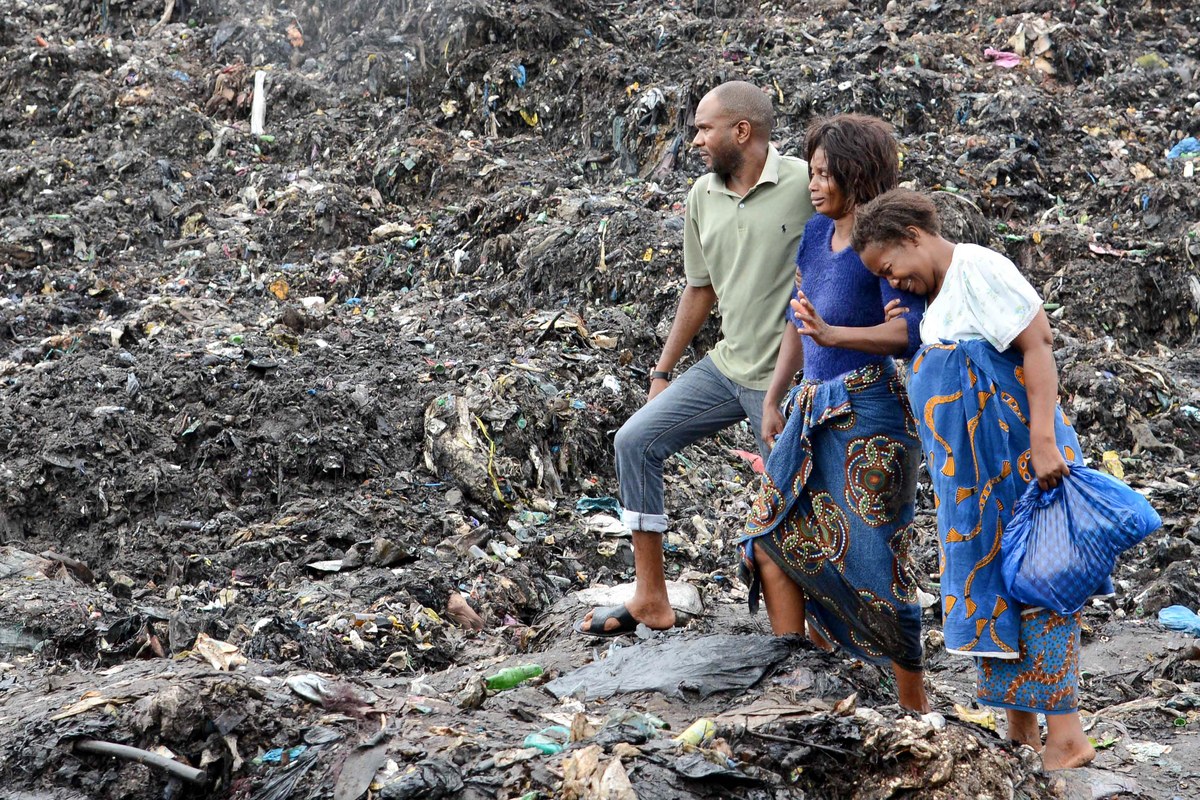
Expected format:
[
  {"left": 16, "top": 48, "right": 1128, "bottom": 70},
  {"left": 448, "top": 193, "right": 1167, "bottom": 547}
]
[{"left": 692, "top": 94, "right": 743, "bottom": 180}]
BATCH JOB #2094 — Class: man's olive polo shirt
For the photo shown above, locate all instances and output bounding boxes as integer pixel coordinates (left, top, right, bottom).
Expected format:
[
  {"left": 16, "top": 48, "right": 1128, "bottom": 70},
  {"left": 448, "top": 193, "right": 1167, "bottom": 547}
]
[{"left": 683, "top": 144, "right": 814, "bottom": 390}]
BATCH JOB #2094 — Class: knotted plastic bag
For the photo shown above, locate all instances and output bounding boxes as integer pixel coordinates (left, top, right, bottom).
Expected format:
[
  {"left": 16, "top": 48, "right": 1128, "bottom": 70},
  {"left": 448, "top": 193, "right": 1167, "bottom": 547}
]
[
  {"left": 1001, "top": 465, "right": 1161, "bottom": 615},
  {"left": 1158, "top": 606, "right": 1200, "bottom": 636}
]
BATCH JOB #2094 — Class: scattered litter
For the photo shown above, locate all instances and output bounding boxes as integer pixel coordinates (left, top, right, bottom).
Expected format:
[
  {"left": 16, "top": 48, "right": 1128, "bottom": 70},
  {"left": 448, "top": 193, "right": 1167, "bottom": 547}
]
[
  {"left": 1158, "top": 605, "right": 1200, "bottom": 636},
  {"left": 953, "top": 703, "right": 997, "bottom": 731},
  {"left": 983, "top": 48, "right": 1021, "bottom": 68},
  {"left": 575, "top": 496, "right": 622, "bottom": 515},
  {"left": 1126, "top": 741, "right": 1172, "bottom": 762},
  {"left": 546, "top": 635, "right": 793, "bottom": 700},
  {"left": 672, "top": 717, "right": 715, "bottom": 746},
  {"left": 192, "top": 633, "right": 247, "bottom": 672},
  {"left": 485, "top": 664, "right": 544, "bottom": 691}
]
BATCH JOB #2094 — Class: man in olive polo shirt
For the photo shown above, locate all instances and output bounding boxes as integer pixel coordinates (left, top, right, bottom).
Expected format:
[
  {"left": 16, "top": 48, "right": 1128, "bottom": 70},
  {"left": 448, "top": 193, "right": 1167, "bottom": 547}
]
[{"left": 576, "top": 81, "right": 815, "bottom": 636}]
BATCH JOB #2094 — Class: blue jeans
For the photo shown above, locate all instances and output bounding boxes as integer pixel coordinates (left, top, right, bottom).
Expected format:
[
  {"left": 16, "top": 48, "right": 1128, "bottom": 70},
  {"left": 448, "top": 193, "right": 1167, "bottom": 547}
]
[{"left": 615, "top": 356, "right": 768, "bottom": 533}]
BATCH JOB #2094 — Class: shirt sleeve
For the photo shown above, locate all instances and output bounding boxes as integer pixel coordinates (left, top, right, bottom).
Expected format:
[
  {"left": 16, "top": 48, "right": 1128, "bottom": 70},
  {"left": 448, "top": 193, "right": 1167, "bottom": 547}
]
[
  {"left": 879, "top": 279, "right": 925, "bottom": 360},
  {"left": 782, "top": 226, "right": 810, "bottom": 329},
  {"left": 960, "top": 248, "right": 1042, "bottom": 351},
  {"left": 683, "top": 186, "right": 711, "bottom": 288}
]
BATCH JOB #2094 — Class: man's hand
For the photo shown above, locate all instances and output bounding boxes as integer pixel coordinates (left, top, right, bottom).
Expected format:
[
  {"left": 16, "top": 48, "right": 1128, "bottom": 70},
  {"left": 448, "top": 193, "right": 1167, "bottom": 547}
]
[{"left": 648, "top": 376, "right": 670, "bottom": 402}]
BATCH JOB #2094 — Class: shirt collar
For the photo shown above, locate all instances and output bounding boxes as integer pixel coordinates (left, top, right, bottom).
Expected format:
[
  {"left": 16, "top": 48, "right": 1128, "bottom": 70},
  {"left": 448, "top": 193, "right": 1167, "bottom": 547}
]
[
  {"left": 709, "top": 144, "right": 782, "bottom": 196},
  {"left": 757, "top": 144, "right": 782, "bottom": 186}
]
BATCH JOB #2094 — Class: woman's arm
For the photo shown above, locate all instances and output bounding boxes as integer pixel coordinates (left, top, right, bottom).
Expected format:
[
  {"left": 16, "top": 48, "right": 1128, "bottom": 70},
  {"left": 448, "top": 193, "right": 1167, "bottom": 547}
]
[
  {"left": 790, "top": 292, "right": 909, "bottom": 355},
  {"left": 762, "top": 323, "right": 804, "bottom": 448},
  {"left": 1011, "top": 309, "right": 1070, "bottom": 490},
  {"left": 790, "top": 273, "right": 924, "bottom": 356}
]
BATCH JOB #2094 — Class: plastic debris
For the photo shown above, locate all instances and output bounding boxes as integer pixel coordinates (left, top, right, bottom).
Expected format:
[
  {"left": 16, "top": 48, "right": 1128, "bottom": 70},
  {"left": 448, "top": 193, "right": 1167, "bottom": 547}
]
[
  {"left": 255, "top": 745, "right": 306, "bottom": 765},
  {"left": 953, "top": 703, "right": 997, "bottom": 731},
  {"left": 378, "top": 758, "right": 463, "bottom": 799},
  {"left": 522, "top": 725, "right": 571, "bottom": 755},
  {"left": 1158, "top": 606, "right": 1200, "bottom": 636},
  {"left": 672, "top": 718, "right": 715, "bottom": 746},
  {"left": 546, "top": 635, "right": 793, "bottom": 700},
  {"left": 575, "top": 496, "right": 623, "bottom": 515},
  {"left": 192, "top": 633, "right": 247, "bottom": 671},
  {"left": 983, "top": 47, "right": 1021, "bottom": 68},
  {"left": 485, "top": 664, "right": 544, "bottom": 691},
  {"left": 1167, "top": 136, "right": 1200, "bottom": 160}
]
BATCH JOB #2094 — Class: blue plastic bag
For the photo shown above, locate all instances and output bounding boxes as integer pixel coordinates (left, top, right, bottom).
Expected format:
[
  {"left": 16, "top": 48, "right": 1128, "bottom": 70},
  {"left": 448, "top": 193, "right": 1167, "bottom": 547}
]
[
  {"left": 1159, "top": 606, "right": 1200, "bottom": 636},
  {"left": 1001, "top": 465, "right": 1161, "bottom": 615}
]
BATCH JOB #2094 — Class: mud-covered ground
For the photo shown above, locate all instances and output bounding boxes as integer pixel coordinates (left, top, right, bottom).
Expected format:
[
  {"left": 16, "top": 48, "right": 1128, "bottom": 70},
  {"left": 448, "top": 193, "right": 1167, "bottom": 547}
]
[{"left": 1, "top": 1, "right": 1198, "bottom": 798}]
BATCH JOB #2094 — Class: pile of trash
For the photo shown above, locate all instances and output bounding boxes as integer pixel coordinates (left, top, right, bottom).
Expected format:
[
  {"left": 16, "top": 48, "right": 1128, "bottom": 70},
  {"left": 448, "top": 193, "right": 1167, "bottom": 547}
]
[{"left": 1, "top": 0, "right": 1198, "bottom": 798}]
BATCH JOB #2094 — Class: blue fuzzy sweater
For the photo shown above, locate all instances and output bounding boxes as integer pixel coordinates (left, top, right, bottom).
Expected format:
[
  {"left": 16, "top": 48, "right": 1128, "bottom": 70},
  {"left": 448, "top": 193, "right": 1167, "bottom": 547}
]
[{"left": 785, "top": 214, "right": 925, "bottom": 382}]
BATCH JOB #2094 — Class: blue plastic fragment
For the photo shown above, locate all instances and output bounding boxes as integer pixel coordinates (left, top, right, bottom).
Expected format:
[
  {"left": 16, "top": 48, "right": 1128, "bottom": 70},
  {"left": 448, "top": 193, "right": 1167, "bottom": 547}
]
[
  {"left": 1167, "top": 136, "right": 1200, "bottom": 159},
  {"left": 257, "top": 745, "right": 307, "bottom": 764},
  {"left": 1159, "top": 606, "right": 1200, "bottom": 636},
  {"left": 575, "top": 496, "right": 622, "bottom": 515}
]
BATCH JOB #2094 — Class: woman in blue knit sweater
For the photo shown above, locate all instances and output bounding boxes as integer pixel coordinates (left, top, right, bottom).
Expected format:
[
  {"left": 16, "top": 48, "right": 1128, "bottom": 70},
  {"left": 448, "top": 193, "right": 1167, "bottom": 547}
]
[{"left": 739, "top": 114, "right": 929, "bottom": 711}]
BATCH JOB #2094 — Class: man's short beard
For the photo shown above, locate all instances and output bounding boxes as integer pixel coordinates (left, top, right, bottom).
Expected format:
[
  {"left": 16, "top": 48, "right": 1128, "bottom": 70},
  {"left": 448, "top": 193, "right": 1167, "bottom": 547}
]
[{"left": 712, "top": 149, "right": 744, "bottom": 181}]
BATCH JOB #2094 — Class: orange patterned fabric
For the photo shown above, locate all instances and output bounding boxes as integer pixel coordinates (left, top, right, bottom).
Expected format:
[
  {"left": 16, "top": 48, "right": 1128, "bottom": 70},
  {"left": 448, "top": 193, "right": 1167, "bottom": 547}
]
[{"left": 976, "top": 608, "right": 1081, "bottom": 714}]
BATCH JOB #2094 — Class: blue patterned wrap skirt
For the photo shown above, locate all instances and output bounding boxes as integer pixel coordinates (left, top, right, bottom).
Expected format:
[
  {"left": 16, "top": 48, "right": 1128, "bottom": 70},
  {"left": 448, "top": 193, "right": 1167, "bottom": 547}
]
[
  {"left": 739, "top": 360, "right": 924, "bottom": 672},
  {"left": 907, "top": 339, "right": 1110, "bottom": 713}
]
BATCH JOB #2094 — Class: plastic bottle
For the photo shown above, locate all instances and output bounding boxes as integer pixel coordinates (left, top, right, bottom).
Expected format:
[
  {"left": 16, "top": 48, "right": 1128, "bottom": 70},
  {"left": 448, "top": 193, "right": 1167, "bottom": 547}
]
[
  {"left": 522, "top": 725, "right": 570, "bottom": 755},
  {"left": 673, "top": 718, "right": 715, "bottom": 746},
  {"left": 484, "top": 664, "right": 544, "bottom": 691}
]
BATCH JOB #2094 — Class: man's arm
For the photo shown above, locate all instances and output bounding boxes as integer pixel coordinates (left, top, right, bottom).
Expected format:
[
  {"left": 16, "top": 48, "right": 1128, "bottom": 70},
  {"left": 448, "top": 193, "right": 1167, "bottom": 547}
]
[{"left": 648, "top": 284, "right": 717, "bottom": 400}]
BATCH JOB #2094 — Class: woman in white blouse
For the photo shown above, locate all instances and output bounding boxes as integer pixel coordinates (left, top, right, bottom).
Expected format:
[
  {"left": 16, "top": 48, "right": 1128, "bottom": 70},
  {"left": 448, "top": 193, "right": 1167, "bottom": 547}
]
[{"left": 847, "top": 188, "right": 1096, "bottom": 771}]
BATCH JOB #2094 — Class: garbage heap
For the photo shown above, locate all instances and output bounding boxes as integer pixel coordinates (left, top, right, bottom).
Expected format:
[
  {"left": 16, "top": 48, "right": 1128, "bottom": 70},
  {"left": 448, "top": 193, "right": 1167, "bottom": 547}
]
[{"left": 1, "top": 0, "right": 1199, "bottom": 798}]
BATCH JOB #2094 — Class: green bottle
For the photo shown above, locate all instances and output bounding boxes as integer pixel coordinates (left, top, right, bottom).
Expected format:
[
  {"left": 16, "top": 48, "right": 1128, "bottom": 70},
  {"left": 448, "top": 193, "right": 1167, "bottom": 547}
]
[{"left": 484, "top": 664, "right": 544, "bottom": 691}]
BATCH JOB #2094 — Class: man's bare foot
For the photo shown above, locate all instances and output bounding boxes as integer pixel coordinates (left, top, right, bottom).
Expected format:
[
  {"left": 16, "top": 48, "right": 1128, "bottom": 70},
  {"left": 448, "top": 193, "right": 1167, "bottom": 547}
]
[
  {"left": 1041, "top": 737, "right": 1096, "bottom": 771},
  {"left": 578, "top": 597, "right": 675, "bottom": 634}
]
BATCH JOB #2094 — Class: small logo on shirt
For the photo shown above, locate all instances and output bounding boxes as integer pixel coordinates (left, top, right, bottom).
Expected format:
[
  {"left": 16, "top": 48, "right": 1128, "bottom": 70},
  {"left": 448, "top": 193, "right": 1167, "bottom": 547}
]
[{"left": 781, "top": 224, "right": 787, "bottom": 233}]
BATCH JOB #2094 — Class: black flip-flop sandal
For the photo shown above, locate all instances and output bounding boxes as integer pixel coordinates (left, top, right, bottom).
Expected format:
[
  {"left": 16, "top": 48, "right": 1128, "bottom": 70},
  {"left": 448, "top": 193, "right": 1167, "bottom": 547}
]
[{"left": 573, "top": 604, "right": 640, "bottom": 638}]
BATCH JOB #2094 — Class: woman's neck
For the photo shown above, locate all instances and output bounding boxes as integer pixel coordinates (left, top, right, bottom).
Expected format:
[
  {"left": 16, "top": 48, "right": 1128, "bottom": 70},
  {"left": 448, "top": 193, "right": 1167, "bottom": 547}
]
[
  {"left": 831, "top": 211, "right": 855, "bottom": 252},
  {"left": 928, "top": 237, "right": 957, "bottom": 301}
]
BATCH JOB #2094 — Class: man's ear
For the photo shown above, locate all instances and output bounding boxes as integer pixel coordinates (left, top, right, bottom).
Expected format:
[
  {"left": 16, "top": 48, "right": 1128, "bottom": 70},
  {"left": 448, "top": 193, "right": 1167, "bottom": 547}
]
[{"left": 733, "top": 120, "right": 752, "bottom": 144}]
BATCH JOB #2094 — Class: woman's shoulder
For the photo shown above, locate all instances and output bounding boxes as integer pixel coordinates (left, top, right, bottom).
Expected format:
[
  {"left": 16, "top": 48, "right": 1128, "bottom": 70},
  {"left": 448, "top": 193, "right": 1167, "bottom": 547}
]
[
  {"left": 951, "top": 243, "right": 1020, "bottom": 275},
  {"left": 804, "top": 213, "right": 834, "bottom": 233},
  {"left": 795, "top": 214, "right": 833, "bottom": 264},
  {"left": 950, "top": 243, "right": 1035, "bottom": 292}
]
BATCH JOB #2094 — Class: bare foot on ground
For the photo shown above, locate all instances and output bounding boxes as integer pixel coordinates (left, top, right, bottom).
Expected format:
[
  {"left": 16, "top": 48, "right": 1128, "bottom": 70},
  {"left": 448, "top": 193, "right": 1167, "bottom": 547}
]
[{"left": 579, "top": 598, "right": 675, "bottom": 633}]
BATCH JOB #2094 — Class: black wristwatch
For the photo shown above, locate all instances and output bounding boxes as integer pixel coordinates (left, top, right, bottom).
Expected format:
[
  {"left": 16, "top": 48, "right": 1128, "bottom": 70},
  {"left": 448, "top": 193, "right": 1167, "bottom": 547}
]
[{"left": 650, "top": 370, "right": 671, "bottom": 382}]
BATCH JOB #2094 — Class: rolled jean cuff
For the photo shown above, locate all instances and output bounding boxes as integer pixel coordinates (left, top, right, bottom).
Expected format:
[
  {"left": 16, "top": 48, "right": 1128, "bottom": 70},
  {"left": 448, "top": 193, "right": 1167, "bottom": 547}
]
[{"left": 621, "top": 510, "right": 668, "bottom": 533}]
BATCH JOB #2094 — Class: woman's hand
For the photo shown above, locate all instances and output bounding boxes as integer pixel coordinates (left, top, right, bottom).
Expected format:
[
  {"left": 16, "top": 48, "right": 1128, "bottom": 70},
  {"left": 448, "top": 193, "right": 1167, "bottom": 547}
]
[
  {"left": 883, "top": 298, "right": 909, "bottom": 323},
  {"left": 791, "top": 292, "right": 839, "bottom": 347},
  {"left": 1030, "top": 439, "right": 1071, "bottom": 491},
  {"left": 762, "top": 399, "right": 785, "bottom": 450}
]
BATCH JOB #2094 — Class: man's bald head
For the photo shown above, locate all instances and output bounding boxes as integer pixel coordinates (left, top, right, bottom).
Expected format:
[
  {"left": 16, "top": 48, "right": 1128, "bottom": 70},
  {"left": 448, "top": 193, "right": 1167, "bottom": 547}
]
[{"left": 708, "top": 81, "right": 774, "bottom": 139}]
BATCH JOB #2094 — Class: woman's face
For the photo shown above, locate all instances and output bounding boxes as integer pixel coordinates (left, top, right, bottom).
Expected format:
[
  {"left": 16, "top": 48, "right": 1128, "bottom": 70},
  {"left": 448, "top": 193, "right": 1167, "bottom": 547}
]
[
  {"left": 859, "top": 234, "right": 936, "bottom": 296},
  {"left": 808, "top": 147, "right": 850, "bottom": 219}
]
